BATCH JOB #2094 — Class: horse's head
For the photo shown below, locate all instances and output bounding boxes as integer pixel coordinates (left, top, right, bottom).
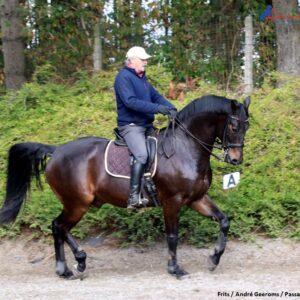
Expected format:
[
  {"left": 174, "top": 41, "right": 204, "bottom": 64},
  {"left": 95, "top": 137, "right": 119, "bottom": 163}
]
[{"left": 222, "top": 96, "right": 250, "bottom": 165}]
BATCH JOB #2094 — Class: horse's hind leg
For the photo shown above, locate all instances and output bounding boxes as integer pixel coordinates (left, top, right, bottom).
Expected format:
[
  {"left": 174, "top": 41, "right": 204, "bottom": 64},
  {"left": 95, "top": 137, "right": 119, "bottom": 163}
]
[
  {"left": 52, "top": 212, "right": 73, "bottom": 278},
  {"left": 65, "top": 232, "right": 87, "bottom": 273},
  {"left": 188, "top": 194, "right": 230, "bottom": 271},
  {"left": 52, "top": 208, "right": 88, "bottom": 279}
]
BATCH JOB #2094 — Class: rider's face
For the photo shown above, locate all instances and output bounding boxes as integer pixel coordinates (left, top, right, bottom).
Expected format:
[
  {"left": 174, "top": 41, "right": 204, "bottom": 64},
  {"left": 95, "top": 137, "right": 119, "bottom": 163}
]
[{"left": 129, "top": 57, "right": 148, "bottom": 74}]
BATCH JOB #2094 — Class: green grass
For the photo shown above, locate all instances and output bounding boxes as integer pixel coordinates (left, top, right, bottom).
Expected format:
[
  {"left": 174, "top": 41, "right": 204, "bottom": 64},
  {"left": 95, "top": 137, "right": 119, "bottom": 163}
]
[{"left": 0, "top": 68, "right": 299, "bottom": 246}]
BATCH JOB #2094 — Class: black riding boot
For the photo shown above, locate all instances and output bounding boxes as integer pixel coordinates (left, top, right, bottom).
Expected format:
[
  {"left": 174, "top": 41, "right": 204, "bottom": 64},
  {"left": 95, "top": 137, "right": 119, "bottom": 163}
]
[{"left": 127, "top": 161, "right": 147, "bottom": 209}]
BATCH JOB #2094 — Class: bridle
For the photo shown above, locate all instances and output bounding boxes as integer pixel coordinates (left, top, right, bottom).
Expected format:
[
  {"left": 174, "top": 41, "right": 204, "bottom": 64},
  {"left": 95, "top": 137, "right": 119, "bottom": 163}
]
[
  {"left": 222, "top": 115, "right": 247, "bottom": 149},
  {"left": 166, "top": 114, "right": 248, "bottom": 162}
]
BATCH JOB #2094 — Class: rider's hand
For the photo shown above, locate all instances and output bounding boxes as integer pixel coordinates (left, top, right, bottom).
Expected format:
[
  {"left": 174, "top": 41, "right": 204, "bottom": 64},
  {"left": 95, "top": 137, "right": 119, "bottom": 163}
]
[
  {"left": 158, "top": 105, "right": 177, "bottom": 117},
  {"left": 167, "top": 108, "right": 177, "bottom": 119}
]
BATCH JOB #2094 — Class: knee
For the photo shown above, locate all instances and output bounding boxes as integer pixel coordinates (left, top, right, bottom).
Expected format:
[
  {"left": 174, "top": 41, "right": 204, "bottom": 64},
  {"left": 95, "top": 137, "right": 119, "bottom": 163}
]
[{"left": 135, "top": 153, "right": 148, "bottom": 164}]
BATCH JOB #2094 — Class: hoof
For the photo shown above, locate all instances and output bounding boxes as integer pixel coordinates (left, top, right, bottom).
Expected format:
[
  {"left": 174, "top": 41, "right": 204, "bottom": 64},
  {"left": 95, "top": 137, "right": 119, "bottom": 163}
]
[
  {"left": 69, "top": 273, "right": 88, "bottom": 281},
  {"left": 57, "top": 268, "right": 74, "bottom": 279},
  {"left": 207, "top": 255, "right": 218, "bottom": 271},
  {"left": 168, "top": 265, "right": 190, "bottom": 280},
  {"left": 176, "top": 271, "right": 190, "bottom": 280},
  {"left": 56, "top": 261, "right": 74, "bottom": 279},
  {"left": 68, "top": 265, "right": 88, "bottom": 280}
]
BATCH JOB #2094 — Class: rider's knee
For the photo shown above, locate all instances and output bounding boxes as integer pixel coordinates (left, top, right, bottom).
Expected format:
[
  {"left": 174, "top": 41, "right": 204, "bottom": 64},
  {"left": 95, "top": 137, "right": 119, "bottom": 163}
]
[{"left": 135, "top": 153, "right": 148, "bottom": 164}]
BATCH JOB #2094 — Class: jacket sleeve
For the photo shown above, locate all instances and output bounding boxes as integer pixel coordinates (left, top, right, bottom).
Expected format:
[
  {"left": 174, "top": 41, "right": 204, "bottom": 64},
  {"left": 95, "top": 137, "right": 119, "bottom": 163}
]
[
  {"left": 150, "top": 85, "right": 176, "bottom": 109},
  {"left": 115, "top": 75, "right": 160, "bottom": 113}
]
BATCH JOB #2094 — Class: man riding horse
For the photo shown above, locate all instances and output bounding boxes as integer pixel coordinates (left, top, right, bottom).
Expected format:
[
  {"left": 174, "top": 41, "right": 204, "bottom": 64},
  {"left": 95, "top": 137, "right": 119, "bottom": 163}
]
[{"left": 114, "top": 46, "right": 177, "bottom": 209}]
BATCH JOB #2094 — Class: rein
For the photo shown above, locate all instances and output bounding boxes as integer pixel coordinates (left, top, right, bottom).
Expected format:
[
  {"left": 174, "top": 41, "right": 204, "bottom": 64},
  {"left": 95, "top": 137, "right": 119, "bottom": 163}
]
[
  {"left": 173, "top": 117, "right": 225, "bottom": 161},
  {"left": 161, "top": 114, "right": 246, "bottom": 161}
]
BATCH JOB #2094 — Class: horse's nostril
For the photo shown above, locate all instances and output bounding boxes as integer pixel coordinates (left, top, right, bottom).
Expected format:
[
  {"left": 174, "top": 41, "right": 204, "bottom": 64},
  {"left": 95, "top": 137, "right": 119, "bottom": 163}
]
[{"left": 231, "top": 159, "right": 239, "bottom": 165}]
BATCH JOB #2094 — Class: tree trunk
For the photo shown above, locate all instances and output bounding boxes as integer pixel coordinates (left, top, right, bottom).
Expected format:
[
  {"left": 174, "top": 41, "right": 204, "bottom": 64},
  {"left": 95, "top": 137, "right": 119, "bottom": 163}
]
[
  {"left": 273, "top": 0, "right": 300, "bottom": 77},
  {"left": 132, "top": 0, "right": 144, "bottom": 45},
  {"left": 93, "top": 22, "right": 102, "bottom": 72},
  {"left": 0, "top": 0, "right": 26, "bottom": 90},
  {"left": 244, "top": 15, "right": 253, "bottom": 94},
  {"left": 161, "top": 0, "right": 171, "bottom": 38}
]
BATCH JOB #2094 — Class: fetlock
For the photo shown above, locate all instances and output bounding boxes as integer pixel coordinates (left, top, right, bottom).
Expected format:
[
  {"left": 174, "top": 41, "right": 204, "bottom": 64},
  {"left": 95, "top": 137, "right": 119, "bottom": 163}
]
[{"left": 75, "top": 250, "right": 87, "bottom": 272}]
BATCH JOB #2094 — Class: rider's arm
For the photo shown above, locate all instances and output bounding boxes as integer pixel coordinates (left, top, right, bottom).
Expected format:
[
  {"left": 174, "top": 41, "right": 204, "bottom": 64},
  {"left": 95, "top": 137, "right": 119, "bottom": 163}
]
[
  {"left": 149, "top": 85, "right": 176, "bottom": 110},
  {"left": 114, "top": 75, "right": 160, "bottom": 113}
]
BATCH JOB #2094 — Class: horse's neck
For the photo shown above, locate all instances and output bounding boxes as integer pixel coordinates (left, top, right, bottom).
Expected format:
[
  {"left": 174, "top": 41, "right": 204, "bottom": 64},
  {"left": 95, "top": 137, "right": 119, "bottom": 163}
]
[
  {"left": 157, "top": 117, "right": 218, "bottom": 160},
  {"left": 185, "top": 115, "right": 219, "bottom": 146}
]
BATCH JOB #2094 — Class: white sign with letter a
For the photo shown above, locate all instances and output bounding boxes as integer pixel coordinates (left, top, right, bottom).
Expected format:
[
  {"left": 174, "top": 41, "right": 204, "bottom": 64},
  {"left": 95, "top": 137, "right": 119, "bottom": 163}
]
[{"left": 223, "top": 172, "right": 240, "bottom": 189}]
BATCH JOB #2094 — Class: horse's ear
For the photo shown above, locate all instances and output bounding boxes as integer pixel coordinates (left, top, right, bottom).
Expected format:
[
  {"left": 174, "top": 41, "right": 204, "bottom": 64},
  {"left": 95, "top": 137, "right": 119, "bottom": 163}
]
[{"left": 244, "top": 96, "right": 250, "bottom": 111}]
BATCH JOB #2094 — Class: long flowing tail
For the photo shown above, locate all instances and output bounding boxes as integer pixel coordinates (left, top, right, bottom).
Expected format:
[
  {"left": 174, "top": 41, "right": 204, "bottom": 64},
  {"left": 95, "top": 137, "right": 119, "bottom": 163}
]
[{"left": 0, "top": 142, "right": 56, "bottom": 224}]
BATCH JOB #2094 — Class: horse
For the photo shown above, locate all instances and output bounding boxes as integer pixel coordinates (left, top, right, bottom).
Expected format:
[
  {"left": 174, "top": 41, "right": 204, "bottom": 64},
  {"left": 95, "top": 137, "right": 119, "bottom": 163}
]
[{"left": 0, "top": 95, "right": 250, "bottom": 279}]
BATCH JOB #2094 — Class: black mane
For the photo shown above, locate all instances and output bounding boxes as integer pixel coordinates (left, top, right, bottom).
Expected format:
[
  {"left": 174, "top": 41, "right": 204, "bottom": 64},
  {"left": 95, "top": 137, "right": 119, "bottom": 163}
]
[{"left": 177, "top": 95, "right": 234, "bottom": 122}]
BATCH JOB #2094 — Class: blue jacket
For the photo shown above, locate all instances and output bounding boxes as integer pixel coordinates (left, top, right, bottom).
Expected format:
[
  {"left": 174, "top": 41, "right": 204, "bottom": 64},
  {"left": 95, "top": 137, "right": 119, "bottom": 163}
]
[{"left": 114, "top": 66, "right": 175, "bottom": 127}]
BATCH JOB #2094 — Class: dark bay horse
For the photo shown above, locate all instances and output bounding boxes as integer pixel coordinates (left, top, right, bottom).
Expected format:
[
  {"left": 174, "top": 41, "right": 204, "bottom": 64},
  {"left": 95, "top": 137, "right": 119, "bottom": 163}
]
[{"left": 0, "top": 95, "right": 250, "bottom": 279}]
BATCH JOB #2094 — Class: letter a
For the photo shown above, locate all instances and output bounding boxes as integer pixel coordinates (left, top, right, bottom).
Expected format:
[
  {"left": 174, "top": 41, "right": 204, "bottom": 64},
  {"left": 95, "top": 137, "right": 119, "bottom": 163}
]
[{"left": 227, "top": 174, "right": 236, "bottom": 188}]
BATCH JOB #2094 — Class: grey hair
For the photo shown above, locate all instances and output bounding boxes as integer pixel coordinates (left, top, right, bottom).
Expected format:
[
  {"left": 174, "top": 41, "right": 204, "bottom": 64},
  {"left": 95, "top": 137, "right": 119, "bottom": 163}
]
[{"left": 125, "top": 57, "right": 136, "bottom": 65}]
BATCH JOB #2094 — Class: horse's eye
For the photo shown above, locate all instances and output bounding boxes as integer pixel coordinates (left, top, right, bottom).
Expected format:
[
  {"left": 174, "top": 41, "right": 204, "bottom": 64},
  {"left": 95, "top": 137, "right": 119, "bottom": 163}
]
[{"left": 229, "top": 120, "right": 239, "bottom": 132}]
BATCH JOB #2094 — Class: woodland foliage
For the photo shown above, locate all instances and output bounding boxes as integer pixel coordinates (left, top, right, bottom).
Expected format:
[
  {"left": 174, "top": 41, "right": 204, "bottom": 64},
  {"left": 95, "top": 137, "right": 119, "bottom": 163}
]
[{"left": 0, "top": 0, "right": 278, "bottom": 89}]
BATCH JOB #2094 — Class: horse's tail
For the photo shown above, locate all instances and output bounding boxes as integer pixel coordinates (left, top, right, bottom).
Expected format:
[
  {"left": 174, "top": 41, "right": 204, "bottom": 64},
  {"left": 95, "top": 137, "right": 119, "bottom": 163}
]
[{"left": 0, "top": 142, "right": 56, "bottom": 224}]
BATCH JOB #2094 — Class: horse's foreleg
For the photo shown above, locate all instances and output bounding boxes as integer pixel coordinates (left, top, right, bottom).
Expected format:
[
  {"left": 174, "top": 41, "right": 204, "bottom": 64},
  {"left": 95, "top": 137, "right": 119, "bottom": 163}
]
[
  {"left": 163, "top": 204, "right": 189, "bottom": 279},
  {"left": 189, "top": 194, "right": 230, "bottom": 271}
]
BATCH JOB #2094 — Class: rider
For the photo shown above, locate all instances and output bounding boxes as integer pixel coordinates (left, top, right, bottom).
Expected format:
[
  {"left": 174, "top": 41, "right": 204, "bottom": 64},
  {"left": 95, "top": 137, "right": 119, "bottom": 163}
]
[{"left": 114, "top": 46, "right": 177, "bottom": 209}]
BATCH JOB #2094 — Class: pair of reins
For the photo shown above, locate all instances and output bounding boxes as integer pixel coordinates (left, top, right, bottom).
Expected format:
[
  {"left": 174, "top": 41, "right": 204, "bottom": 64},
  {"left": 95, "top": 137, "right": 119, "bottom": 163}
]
[{"left": 161, "top": 114, "right": 247, "bottom": 161}]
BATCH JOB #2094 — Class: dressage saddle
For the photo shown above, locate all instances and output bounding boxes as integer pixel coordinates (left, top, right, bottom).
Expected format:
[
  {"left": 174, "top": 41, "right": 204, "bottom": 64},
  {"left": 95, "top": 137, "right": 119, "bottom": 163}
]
[{"left": 113, "top": 128, "right": 160, "bottom": 207}]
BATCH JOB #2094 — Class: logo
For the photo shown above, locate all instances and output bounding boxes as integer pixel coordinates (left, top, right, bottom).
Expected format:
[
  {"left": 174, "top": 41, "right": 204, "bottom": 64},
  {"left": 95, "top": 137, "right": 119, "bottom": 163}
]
[
  {"left": 260, "top": 3, "right": 300, "bottom": 22},
  {"left": 260, "top": 4, "right": 273, "bottom": 21}
]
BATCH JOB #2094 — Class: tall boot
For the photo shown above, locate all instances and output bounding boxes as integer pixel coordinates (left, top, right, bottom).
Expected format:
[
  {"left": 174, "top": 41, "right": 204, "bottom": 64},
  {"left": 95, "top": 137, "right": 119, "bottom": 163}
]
[{"left": 127, "top": 160, "right": 147, "bottom": 209}]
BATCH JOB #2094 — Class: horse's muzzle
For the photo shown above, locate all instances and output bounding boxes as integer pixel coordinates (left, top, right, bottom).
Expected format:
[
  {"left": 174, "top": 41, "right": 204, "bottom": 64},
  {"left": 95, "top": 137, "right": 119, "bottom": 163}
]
[{"left": 224, "top": 148, "right": 243, "bottom": 165}]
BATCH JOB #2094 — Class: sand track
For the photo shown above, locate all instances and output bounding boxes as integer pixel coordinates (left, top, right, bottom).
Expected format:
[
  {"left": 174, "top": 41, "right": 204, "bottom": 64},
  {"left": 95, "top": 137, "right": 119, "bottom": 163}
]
[{"left": 1, "top": 237, "right": 300, "bottom": 300}]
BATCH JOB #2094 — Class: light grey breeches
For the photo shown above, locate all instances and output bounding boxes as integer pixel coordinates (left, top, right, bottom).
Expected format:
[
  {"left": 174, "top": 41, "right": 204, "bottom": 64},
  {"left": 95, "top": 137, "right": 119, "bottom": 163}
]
[{"left": 118, "top": 124, "right": 152, "bottom": 164}]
